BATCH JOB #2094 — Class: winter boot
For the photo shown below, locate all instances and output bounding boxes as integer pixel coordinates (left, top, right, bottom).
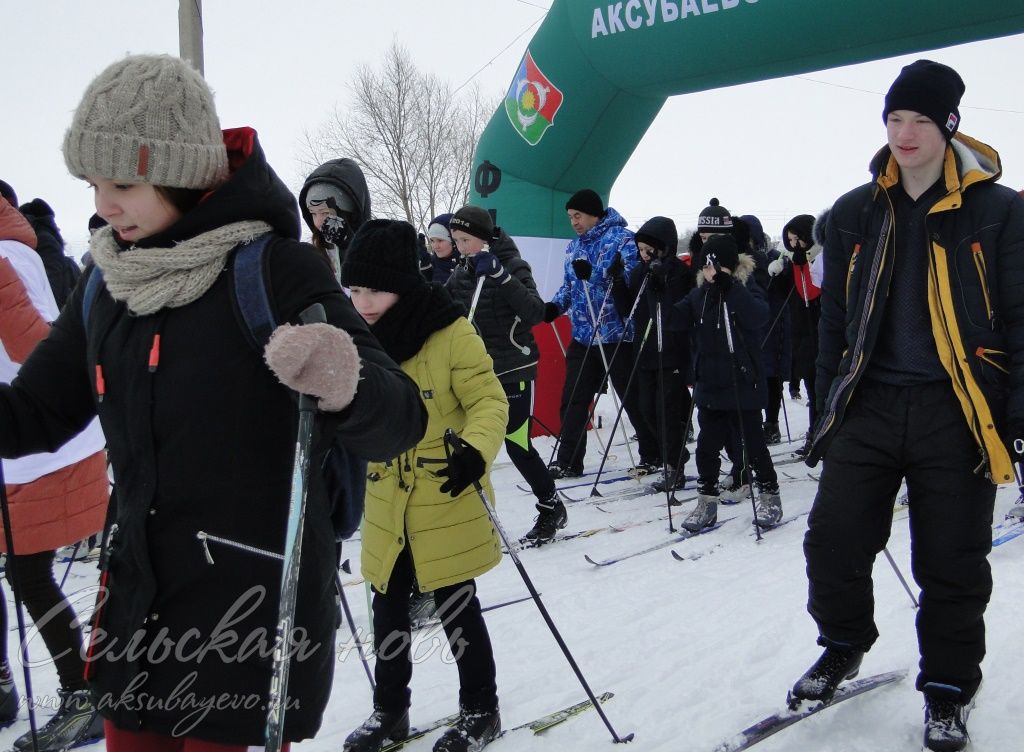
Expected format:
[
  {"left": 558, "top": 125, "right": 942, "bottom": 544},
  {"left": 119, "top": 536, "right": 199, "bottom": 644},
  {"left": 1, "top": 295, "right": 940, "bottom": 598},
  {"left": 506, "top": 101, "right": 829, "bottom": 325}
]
[
  {"left": 753, "top": 483, "right": 783, "bottom": 528},
  {"left": 409, "top": 590, "right": 437, "bottom": 629},
  {"left": 547, "top": 462, "right": 582, "bottom": 480},
  {"left": 794, "top": 433, "right": 813, "bottom": 458},
  {"left": 682, "top": 484, "right": 718, "bottom": 532},
  {"left": 627, "top": 460, "right": 660, "bottom": 479},
  {"left": 788, "top": 646, "right": 864, "bottom": 707},
  {"left": 12, "top": 688, "right": 103, "bottom": 752},
  {"left": 0, "top": 661, "right": 18, "bottom": 728},
  {"left": 432, "top": 706, "right": 501, "bottom": 752},
  {"left": 922, "top": 683, "right": 972, "bottom": 752},
  {"left": 650, "top": 465, "right": 687, "bottom": 493},
  {"left": 343, "top": 706, "right": 411, "bottom": 752},
  {"left": 522, "top": 494, "right": 568, "bottom": 543},
  {"left": 763, "top": 422, "right": 781, "bottom": 445},
  {"left": 718, "top": 480, "right": 751, "bottom": 505}
]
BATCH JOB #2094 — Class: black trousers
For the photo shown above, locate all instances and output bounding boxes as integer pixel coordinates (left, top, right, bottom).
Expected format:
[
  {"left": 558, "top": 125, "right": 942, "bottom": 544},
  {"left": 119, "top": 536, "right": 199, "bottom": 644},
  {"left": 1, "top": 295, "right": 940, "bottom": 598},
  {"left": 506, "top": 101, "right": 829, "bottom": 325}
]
[
  {"left": 765, "top": 376, "right": 783, "bottom": 426},
  {"left": 372, "top": 547, "right": 497, "bottom": 713},
  {"left": 635, "top": 368, "right": 690, "bottom": 469},
  {"left": 804, "top": 380, "right": 994, "bottom": 701},
  {"left": 0, "top": 550, "right": 86, "bottom": 690},
  {"left": 557, "top": 339, "right": 648, "bottom": 472},
  {"left": 696, "top": 407, "right": 777, "bottom": 490},
  {"left": 504, "top": 380, "right": 556, "bottom": 502}
]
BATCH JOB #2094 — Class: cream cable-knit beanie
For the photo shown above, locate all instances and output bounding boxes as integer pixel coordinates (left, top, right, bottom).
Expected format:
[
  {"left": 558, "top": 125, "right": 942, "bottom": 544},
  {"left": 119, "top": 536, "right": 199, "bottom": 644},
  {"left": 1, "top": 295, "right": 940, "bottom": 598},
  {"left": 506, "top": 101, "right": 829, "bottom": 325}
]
[{"left": 62, "top": 54, "right": 229, "bottom": 189}]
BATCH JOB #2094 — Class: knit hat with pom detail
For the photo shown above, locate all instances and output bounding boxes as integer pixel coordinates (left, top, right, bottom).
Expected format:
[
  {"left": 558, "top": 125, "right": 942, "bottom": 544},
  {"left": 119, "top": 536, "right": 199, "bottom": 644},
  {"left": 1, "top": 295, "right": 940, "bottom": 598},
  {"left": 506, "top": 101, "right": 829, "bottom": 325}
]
[
  {"left": 697, "top": 198, "right": 732, "bottom": 232},
  {"left": 62, "top": 54, "right": 229, "bottom": 189},
  {"left": 340, "top": 219, "right": 426, "bottom": 295}
]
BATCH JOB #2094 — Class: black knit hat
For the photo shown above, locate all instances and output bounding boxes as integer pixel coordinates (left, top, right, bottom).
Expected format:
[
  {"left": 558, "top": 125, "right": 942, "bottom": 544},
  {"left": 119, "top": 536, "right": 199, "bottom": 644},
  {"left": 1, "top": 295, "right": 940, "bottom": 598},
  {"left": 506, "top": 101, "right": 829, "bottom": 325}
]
[
  {"left": 565, "top": 189, "right": 605, "bottom": 218},
  {"left": 702, "top": 234, "right": 739, "bottom": 271},
  {"left": 697, "top": 198, "right": 732, "bottom": 232},
  {"left": 340, "top": 219, "right": 426, "bottom": 295},
  {"left": 449, "top": 205, "right": 495, "bottom": 242},
  {"left": 883, "top": 60, "right": 965, "bottom": 140}
]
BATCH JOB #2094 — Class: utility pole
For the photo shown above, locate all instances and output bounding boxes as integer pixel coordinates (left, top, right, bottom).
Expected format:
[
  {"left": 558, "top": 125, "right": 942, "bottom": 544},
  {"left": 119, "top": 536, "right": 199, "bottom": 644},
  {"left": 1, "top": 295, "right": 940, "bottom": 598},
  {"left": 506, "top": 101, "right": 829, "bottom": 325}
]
[{"left": 179, "top": 0, "right": 204, "bottom": 75}]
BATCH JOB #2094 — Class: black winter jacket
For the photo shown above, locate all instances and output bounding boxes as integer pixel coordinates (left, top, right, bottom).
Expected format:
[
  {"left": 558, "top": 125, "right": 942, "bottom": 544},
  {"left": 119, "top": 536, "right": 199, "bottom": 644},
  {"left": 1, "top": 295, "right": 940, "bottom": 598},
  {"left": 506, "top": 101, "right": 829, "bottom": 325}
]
[
  {"left": 0, "top": 129, "right": 425, "bottom": 744},
  {"left": 18, "top": 198, "right": 80, "bottom": 310},
  {"left": 612, "top": 255, "right": 694, "bottom": 371},
  {"left": 446, "top": 230, "right": 545, "bottom": 383},
  {"left": 674, "top": 255, "right": 768, "bottom": 410},
  {"left": 809, "top": 133, "right": 1024, "bottom": 484}
]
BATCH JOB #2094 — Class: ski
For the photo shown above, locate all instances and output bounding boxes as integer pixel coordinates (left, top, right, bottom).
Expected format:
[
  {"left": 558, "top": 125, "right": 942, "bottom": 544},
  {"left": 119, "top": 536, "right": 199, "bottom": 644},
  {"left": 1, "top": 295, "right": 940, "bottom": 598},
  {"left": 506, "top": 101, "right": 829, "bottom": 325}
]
[
  {"left": 518, "top": 472, "right": 634, "bottom": 495},
  {"left": 380, "top": 691, "right": 614, "bottom": 750},
  {"left": 993, "top": 517, "right": 1024, "bottom": 546},
  {"left": 584, "top": 518, "right": 735, "bottom": 567},
  {"left": 709, "top": 669, "right": 907, "bottom": 752},
  {"left": 670, "top": 543, "right": 723, "bottom": 562},
  {"left": 511, "top": 526, "right": 606, "bottom": 551}
]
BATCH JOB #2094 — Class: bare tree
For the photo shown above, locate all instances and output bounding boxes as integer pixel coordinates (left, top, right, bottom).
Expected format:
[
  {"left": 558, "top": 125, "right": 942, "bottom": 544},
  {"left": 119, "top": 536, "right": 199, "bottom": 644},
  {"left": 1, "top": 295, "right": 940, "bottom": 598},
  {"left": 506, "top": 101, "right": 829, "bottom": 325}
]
[{"left": 298, "top": 43, "right": 496, "bottom": 230}]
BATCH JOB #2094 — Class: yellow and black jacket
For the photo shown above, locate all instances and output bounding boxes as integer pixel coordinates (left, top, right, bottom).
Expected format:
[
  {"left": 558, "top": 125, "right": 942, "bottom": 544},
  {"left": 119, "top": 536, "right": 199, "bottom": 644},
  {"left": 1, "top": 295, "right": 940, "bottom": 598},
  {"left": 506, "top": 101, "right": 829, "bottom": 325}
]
[{"left": 809, "top": 132, "right": 1024, "bottom": 483}]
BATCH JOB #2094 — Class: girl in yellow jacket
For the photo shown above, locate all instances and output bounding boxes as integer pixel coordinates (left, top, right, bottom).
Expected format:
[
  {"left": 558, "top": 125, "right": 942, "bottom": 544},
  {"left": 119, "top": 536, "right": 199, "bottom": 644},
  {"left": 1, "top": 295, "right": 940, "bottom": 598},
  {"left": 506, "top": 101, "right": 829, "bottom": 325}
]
[{"left": 339, "top": 219, "right": 509, "bottom": 752}]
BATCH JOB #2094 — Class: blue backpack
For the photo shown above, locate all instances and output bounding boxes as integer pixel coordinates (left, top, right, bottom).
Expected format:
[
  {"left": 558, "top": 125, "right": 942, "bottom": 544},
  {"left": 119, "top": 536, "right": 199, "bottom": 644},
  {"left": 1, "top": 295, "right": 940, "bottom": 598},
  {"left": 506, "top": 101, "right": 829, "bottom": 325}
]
[{"left": 82, "top": 234, "right": 365, "bottom": 541}]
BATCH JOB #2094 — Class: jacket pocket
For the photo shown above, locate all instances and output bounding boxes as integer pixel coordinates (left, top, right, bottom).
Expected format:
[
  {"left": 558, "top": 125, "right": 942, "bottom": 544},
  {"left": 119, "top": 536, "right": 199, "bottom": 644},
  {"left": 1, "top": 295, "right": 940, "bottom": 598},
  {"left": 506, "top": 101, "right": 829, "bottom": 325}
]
[{"left": 970, "top": 241, "right": 994, "bottom": 323}]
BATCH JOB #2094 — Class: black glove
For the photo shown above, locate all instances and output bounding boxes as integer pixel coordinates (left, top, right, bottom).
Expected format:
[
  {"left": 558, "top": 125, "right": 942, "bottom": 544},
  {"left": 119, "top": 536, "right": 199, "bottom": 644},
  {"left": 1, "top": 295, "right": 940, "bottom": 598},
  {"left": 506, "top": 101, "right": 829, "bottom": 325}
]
[
  {"left": 473, "top": 251, "right": 510, "bottom": 284},
  {"left": 543, "top": 302, "right": 561, "bottom": 323},
  {"left": 607, "top": 253, "right": 625, "bottom": 282},
  {"left": 648, "top": 259, "right": 667, "bottom": 293},
  {"left": 792, "top": 246, "right": 808, "bottom": 266},
  {"left": 712, "top": 270, "right": 733, "bottom": 294},
  {"left": 572, "top": 258, "right": 592, "bottom": 281},
  {"left": 437, "top": 442, "right": 486, "bottom": 496}
]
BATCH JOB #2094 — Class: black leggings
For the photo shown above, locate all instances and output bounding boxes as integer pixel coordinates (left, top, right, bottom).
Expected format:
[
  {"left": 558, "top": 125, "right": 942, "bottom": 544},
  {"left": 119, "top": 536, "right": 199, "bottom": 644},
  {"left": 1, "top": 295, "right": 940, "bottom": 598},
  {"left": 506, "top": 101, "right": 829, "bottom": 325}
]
[
  {"left": 765, "top": 376, "right": 783, "bottom": 426},
  {"left": 0, "top": 550, "right": 86, "bottom": 690},
  {"left": 503, "top": 381, "right": 556, "bottom": 502}
]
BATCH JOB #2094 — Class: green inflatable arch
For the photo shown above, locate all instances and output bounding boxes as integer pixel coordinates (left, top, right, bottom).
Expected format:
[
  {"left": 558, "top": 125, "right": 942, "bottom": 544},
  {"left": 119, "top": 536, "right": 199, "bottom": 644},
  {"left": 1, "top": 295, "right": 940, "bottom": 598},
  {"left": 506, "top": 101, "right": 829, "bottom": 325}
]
[{"left": 469, "top": 0, "right": 1024, "bottom": 292}]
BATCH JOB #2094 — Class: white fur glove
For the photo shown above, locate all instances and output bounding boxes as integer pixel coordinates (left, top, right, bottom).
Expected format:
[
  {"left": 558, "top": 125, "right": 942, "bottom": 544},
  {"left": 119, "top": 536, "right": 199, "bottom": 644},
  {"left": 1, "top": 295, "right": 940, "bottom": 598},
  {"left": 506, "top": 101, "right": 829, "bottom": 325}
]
[
  {"left": 264, "top": 323, "right": 361, "bottom": 412},
  {"left": 768, "top": 258, "right": 785, "bottom": 276}
]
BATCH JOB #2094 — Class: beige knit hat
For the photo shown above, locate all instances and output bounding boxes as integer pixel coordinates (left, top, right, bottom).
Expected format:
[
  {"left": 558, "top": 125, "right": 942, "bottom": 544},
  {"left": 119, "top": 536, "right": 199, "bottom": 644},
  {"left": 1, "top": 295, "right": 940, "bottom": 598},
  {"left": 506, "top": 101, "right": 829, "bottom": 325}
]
[{"left": 62, "top": 54, "right": 229, "bottom": 189}]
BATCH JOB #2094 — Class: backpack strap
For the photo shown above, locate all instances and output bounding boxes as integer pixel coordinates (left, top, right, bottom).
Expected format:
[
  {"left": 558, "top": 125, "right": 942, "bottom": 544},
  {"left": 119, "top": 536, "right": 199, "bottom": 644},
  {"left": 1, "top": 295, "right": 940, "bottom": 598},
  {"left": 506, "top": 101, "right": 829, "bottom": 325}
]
[
  {"left": 231, "top": 233, "right": 277, "bottom": 350},
  {"left": 82, "top": 266, "right": 105, "bottom": 325}
]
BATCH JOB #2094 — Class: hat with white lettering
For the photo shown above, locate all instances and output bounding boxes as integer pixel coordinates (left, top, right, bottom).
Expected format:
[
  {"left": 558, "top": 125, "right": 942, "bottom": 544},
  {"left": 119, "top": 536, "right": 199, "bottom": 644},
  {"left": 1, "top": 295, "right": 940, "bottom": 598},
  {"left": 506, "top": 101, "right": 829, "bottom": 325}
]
[{"left": 697, "top": 198, "right": 732, "bottom": 232}]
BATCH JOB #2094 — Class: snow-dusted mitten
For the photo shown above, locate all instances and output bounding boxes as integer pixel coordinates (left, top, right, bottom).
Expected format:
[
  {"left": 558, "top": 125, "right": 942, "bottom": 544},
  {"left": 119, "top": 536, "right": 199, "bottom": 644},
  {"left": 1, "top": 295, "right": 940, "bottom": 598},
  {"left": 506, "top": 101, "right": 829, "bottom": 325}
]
[{"left": 264, "top": 322, "right": 361, "bottom": 411}]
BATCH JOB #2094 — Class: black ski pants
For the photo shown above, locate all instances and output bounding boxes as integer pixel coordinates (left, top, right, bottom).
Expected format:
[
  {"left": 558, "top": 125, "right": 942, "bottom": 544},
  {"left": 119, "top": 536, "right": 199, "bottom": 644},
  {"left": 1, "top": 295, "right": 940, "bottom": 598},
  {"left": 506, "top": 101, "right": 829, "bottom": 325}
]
[
  {"left": 804, "top": 380, "right": 994, "bottom": 701},
  {"left": 557, "top": 339, "right": 649, "bottom": 472},
  {"left": 635, "top": 368, "right": 690, "bottom": 470},
  {"left": 503, "top": 380, "right": 556, "bottom": 503},
  {"left": 371, "top": 546, "right": 498, "bottom": 713},
  {"left": 695, "top": 407, "right": 777, "bottom": 490}
]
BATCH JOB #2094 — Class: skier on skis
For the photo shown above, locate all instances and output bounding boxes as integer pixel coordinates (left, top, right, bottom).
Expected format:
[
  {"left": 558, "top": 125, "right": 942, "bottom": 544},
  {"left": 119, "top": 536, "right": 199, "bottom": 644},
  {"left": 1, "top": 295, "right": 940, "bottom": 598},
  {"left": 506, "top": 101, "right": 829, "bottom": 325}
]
[
  {"left": 341, "top": 219, "right": 509, "bottom": 752},
  {"left": 795, "top": 60, "right": 1024, "bottom": 752},
  {"left": 0, "top": 54, "right": 425, "bottom": 750}
]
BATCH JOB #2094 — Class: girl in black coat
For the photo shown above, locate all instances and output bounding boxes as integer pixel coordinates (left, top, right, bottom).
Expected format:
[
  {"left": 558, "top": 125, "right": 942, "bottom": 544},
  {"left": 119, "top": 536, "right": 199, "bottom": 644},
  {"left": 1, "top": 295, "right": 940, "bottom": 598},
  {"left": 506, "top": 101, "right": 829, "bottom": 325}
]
[{"left": 0, "top": 55, "right": 425, "bottom": 750}]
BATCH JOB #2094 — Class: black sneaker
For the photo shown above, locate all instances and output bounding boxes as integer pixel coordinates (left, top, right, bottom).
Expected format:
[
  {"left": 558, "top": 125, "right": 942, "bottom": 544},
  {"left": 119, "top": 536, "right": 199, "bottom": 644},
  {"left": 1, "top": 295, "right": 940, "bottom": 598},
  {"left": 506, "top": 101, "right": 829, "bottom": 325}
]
[
  {"left": 788, "top": 646, "right": 864, "bottom": 708},
  {"left": 409, "top": 590, "right": 437, "bottom": 629},
  {"left": 0, "top": 661, "right": 18, "bottom": 729},
  {"left": 432, "top": 706, "right": 501, "bottom": 752},
  {"left": 627, "top": 461, "right": 660, "bottom": 479},
  {"left": 763, "top": 422, "right": 781, "bottom": 445},
  {"left": 12, "top": 688, "right": 103, "bottom": 752},
  {"left": 923, "top": 684, "right": 971, "bottom": 752},
  {"left": 343, "top": 706, "right": 411, "bottom": 752},
  {"left": 547, "top": 462, "right": 582, "bottom": 480},
  {"left": 522, "top": 496, "right": 568, "bottom": 543}
]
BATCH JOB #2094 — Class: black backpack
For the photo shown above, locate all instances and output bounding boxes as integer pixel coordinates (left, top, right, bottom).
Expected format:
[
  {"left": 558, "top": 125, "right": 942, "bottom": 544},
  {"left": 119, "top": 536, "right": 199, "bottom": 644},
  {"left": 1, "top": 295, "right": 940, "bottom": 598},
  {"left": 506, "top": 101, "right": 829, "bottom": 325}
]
[{"left": 81, "top": 234, "right": 365, "bottom": 541}]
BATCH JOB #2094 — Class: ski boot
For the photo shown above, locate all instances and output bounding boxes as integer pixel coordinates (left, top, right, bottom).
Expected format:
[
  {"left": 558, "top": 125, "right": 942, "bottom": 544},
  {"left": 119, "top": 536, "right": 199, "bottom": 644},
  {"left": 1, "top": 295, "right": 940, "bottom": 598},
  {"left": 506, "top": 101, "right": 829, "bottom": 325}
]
[
  {"left": 1006, "top": 503, "right": 1024, "bottom": 521},
  {"left": 763, "top": 422, "right": 781, "bottom": 445},
  {"left": 922, "top": 683, "right": 972, "bottom": 752},
  {"left": 432, "top": 706, "right": 501, "bottom": 752},
  {"left": 753, "top": 483, "right": 783, "bottom": 528},
  {"left": 0, "top": 661, "right": 18, "bottom": 729},
  {"left": 522, "top": 493, "right": 568, "bottom": 544},
  {"left": 788, "top": 646, "right": 864, "bottom": 709},
  {"left": 12, "top": 688, "right": 103, "bottom": 752},
  {"left": 627, "top": 460, "right": 660, "bottom": 479},
  {"left": 343, "top": 706, "right": 411, "bottom": 752},
  {"left": 650, "top": 465, "right": 687, "bottom": 493},
  {"left": 718, "top": 480, "right": 751, "bottom": 505},
  {"left": 681, "top": 484, "right": 718, "bottom": 532},
  {"left": 547, "top": 462, "right": 582, "bottom": 480}
]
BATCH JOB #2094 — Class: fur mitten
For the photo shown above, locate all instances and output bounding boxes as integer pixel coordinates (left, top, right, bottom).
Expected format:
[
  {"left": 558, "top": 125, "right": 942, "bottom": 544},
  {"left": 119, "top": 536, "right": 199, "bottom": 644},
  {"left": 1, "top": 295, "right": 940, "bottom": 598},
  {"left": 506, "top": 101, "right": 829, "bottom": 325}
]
[{"left": 264, "top": 322, "right": 361, "bottom": 411}]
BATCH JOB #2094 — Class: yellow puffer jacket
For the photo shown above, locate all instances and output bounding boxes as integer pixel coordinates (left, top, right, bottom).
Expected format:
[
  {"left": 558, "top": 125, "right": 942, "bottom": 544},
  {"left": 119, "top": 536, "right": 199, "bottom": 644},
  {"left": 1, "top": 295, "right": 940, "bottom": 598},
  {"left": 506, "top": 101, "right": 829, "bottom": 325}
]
[{"left": 361, "top": 316, "right": 509, "bottom": 592}]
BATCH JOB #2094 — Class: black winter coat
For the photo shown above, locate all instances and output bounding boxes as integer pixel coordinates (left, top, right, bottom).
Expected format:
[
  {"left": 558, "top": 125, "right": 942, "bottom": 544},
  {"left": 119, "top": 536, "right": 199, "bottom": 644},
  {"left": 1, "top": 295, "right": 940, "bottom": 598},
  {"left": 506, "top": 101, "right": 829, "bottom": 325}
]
[
  {"left": 18, "top": 198, "right": 80, "bottom": 311},
  {"left": 674, "top": 255, "right": 769, "bottom": 410},
  {"left": 809, "top": 134, "right": 1024, "bottom": 484},
  {"left": 612, "top": 255, "right": 694, "bottom": 371},
  {"left": 446, "top": 230, "right": 545, "bottom": 383},
  {"left": 0, "top": 130, "right": 426, "bottom": 744}
]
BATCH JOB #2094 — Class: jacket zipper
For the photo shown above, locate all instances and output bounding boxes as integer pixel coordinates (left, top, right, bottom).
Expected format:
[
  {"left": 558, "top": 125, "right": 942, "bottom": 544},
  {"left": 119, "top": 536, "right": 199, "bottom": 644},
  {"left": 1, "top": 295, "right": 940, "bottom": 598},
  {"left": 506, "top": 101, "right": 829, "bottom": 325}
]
[
  {"left": 969, "top": 241, "right": 993, "bottom": 322},
  {"left": 83, "top": 522, "right": 118, "bottom": 681}
]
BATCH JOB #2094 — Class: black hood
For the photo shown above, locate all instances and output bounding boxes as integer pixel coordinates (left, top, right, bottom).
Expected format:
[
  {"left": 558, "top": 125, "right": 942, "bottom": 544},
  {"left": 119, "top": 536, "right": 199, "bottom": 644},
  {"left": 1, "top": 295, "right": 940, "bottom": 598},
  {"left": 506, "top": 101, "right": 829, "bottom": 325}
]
[
  {"left": 781, "top": 214, "right": 815, "bottom": 252},
  {"left": 135, "top": 128, "right": 301, "bottom": 248},
  {"left": 18, "top": 198, "right": 64, "bottom": 249},
  {"left": 634, "top": 216, "right": 678, "bottom": 258},
  {"left": 299, "top": 158, "right": 371, "bottom": 234},
  {"left": 487, "top": 228, "right": 523, "bottom": 265}
]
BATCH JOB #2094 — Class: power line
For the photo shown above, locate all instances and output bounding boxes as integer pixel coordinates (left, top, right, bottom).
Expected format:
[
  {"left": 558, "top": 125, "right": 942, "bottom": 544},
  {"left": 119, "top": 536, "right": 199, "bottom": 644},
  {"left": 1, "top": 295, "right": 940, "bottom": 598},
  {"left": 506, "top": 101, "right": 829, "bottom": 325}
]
[
  {"left": 795, "top": 75, "right": 1024, "bottom": 114},
  {"left": 452, "top": 14, "right": 546, "bottom": 96},
  {"left": 513, "top": 0, "right": 549, "bottom": 8}
]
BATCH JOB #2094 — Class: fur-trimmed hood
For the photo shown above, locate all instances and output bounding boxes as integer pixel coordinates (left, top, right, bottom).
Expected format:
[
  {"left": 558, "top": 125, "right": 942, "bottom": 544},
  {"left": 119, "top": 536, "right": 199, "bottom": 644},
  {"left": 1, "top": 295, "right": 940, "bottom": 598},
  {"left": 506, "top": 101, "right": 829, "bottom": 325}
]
[{"left": 695, "top": 252, "right": 757, "bottom": 287}]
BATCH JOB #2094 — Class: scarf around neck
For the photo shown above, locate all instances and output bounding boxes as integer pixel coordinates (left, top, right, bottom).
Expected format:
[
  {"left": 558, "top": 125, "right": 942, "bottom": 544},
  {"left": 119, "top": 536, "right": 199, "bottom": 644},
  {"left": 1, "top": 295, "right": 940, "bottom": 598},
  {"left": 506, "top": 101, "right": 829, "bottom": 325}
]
[
  {"left": 88, "top": 219, "right": 273, "bottom": 315},
  {"left": 370, "top": 283, "right": 466, "bottom": 364}
]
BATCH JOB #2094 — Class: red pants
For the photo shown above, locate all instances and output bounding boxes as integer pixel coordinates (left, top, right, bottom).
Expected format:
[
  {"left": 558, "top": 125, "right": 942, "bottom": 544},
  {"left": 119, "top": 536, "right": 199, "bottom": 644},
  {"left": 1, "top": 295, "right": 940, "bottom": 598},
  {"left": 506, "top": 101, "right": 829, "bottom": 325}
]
[{"left": 104, "top": 721, "right": 290, "bottom": 752}]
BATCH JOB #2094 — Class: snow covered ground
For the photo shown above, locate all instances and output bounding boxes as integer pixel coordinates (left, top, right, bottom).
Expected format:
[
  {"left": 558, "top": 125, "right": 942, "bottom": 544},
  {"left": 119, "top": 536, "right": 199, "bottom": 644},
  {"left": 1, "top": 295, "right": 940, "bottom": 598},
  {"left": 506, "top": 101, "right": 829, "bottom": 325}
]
[{"left": 2, "top": 400, "right": 1021, "bottom": 751}]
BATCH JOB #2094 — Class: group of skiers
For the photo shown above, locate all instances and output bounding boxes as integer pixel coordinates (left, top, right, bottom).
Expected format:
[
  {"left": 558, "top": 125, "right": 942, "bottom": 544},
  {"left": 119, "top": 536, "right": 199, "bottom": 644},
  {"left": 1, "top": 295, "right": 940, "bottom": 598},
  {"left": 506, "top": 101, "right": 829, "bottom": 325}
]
[{"left": 0, "top": 50, "right": 1017, "bottom": 752}]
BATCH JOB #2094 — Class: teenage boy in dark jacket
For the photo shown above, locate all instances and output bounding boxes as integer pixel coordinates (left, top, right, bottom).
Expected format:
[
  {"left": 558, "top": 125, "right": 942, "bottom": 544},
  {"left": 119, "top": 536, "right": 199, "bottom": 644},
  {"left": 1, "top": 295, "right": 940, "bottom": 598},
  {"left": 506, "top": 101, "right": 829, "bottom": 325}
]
[{"left": 792, "top": 60, "right": 1024, "bottom": 752}]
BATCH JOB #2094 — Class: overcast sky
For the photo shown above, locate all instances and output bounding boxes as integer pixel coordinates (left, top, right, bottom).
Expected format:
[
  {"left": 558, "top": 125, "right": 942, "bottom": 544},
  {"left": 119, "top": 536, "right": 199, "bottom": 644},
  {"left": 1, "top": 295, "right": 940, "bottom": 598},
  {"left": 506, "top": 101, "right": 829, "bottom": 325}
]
[{"left": 3, "top": 1, "right": 1023, "bottom": 257}]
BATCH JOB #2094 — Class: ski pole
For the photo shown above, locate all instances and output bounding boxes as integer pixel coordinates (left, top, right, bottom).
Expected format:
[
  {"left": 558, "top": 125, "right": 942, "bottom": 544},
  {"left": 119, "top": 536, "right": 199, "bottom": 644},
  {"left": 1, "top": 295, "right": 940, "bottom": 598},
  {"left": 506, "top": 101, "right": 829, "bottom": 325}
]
[
  {"left": 265, "top": 302, "right": 326, "bottom": 752},
  {"left": 549, "top": 319, "right": 568, "bottom": 358},
  {"left": 653, "top": 295, "right": 675, "bottom": 532},
  {"left": 0, "top": 462, "right": 41, "bottom": 752},
  {"left": 466, "top": 274, "right": 486, "bottom": 324},
  {"left": 337, "top": 563, "right": 375, "bottom": 692},
  {"left": 58, "top": 540, "right": 81, "bottom": 590},
  {"left": 779, "top": 385, "right": 792, "bottom": 444},
  {"left": 443, "top": 430, "right": 635, "bottom": 744},
  {"left": 882, "top": 547, "right": 919, "bottom": 609}
]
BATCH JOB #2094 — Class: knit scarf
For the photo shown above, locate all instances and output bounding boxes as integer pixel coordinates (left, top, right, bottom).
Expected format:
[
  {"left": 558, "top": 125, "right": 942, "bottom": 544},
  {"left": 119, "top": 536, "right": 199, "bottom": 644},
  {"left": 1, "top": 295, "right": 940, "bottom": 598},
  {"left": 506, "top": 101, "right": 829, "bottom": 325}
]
[
  {"left": 370, "top": 283, "right": 466, "bottom": 364},
  {"left": 88, "top": 219, "right": 273, "bottom": 315}
]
